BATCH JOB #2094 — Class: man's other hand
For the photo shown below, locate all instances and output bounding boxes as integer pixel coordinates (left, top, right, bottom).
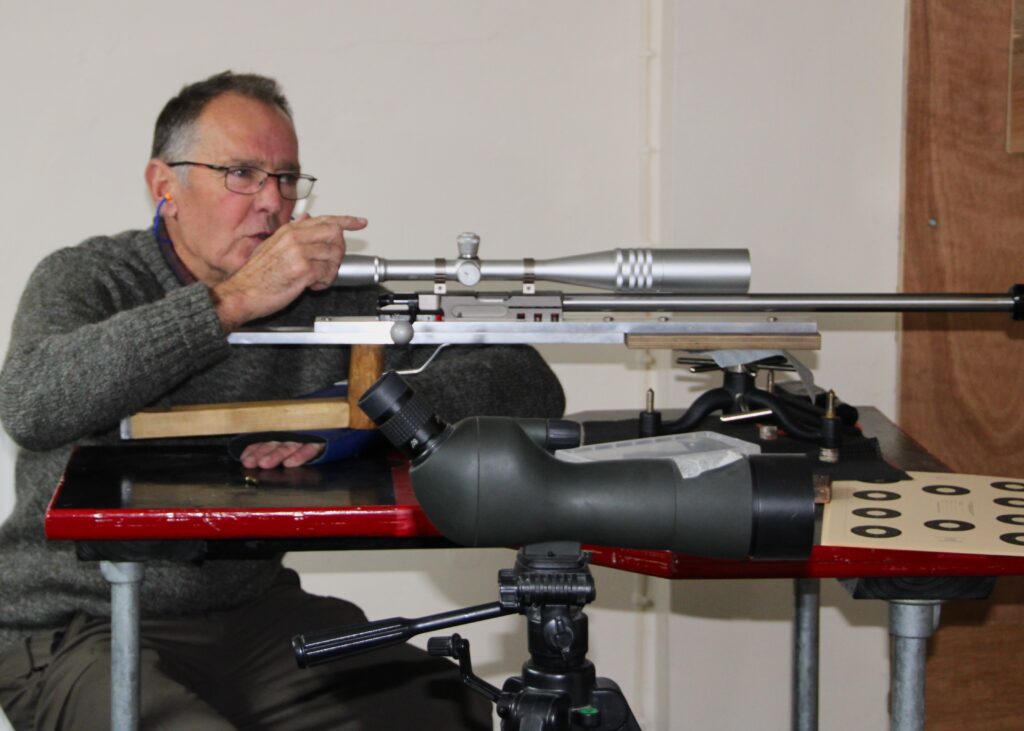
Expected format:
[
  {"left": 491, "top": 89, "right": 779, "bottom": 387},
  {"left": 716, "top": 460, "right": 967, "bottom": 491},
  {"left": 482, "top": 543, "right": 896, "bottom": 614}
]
[
  {"left": 211, "top": 214, "right": 368, "bottom": 332},
  {"left": 240, "top": 440, "right": 325, "bottom": 469}
]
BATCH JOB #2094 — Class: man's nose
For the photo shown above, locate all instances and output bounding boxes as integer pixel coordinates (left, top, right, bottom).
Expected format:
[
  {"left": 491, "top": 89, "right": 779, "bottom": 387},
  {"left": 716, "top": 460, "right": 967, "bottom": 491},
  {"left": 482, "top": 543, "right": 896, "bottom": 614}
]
[{"left": 253, "top": 175, "right": 285, "bottom": 214}]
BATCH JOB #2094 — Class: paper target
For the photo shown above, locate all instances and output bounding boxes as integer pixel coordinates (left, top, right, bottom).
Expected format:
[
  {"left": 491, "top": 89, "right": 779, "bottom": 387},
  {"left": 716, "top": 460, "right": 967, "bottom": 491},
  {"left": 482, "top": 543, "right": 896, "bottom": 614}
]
[{"left": 821, "top": 471, "right": 1024, "bottom": 557}]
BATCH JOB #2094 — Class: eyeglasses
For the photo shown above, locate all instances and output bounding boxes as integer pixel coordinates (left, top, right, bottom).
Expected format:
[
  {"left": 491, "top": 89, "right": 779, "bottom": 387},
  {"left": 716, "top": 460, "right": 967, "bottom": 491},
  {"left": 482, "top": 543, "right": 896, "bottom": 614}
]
[{"left": 167, "top": 161, "right": 317, "bottom": 200}]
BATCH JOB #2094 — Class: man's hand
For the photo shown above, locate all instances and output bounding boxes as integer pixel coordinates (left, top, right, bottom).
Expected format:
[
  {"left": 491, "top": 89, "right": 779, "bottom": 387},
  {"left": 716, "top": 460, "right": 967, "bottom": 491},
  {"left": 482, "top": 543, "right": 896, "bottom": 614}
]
[
  {"left": 239, "top": 440, "right": 326, "bottom": 469},
  {"left": 212, "top": 214, "right": 368, "bottom": 332}
]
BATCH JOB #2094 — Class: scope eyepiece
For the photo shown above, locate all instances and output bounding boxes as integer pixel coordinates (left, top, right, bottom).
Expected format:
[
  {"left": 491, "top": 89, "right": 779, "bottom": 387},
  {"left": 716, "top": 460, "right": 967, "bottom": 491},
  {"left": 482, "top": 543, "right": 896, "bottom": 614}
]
[{"left": 359, "top": 372, "right": 451, "bottom": 462}]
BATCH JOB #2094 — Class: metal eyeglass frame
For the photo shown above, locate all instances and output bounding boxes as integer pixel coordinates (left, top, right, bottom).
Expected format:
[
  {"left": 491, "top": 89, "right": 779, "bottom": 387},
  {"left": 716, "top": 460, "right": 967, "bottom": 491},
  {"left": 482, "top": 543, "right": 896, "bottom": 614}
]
[{"left": 167, "top": 161, "right": 317, "bottom": 200}]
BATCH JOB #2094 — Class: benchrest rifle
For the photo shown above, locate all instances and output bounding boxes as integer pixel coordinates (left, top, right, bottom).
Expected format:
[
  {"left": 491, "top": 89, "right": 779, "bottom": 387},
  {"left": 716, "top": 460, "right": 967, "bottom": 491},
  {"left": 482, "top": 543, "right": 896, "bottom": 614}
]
[{"left": 122, "top": 234, "right": 1021, "bottom": 440}]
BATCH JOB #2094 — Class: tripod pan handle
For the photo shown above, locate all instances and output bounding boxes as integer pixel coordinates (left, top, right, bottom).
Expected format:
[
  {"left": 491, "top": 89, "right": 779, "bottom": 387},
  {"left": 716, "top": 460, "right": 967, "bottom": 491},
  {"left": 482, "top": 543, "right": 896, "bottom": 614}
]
[
  {"left": 292, "top": 601, "right": 509, "bottom": 668},
  {"left": 293, "top": 617, "right": 413, "bottom": 667}
]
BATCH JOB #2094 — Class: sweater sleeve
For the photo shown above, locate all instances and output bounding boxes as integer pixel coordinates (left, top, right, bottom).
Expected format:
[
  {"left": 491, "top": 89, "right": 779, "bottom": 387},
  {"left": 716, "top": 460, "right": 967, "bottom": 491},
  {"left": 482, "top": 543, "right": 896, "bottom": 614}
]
[{"left": 0, "top": 249, "right": 230, "bottom": 450}]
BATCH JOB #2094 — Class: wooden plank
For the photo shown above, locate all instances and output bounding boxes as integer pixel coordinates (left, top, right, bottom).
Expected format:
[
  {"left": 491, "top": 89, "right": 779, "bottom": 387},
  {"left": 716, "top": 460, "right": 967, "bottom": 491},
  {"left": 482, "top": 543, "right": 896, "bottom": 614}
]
[
  {"left": 902, "top": 2, "right": 1024, "bottom": 728},
  {"left": 624, "top": 333, "right": 820, "bottom": 350},
  {"left": 125, "top": 398, "right": 350, "bottom": 439}
]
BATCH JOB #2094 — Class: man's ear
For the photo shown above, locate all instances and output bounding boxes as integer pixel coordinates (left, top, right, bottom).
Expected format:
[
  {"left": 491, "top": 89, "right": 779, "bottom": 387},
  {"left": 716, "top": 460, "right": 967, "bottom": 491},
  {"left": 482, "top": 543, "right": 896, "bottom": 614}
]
[{"left": 145, "top": 159, "right": 179, "bottom": 215}]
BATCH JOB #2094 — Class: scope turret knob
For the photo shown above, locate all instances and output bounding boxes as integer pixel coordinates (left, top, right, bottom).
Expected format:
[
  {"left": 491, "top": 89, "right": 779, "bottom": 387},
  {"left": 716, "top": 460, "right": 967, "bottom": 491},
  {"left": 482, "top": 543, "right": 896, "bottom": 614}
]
[
  {"left": 456, "top": 261, "right": 481, "bottom": 286},
  {"left": 456, "top": 232, "right": 480, "bottom": 258},
  {"left": 455, "top": 232, "right": 482, "bottom": 286}
]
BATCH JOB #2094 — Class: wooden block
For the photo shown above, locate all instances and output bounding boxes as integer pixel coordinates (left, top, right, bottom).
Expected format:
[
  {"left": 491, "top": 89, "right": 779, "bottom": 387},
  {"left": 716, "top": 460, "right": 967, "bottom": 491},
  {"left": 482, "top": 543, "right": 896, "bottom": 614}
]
[
  {"left": 347, "top": 344, "right": 386, "bottom": 430},
  {"left": 624, "top": 333, "right": 821, "bottom": 350},
  {"left": 124, "top": 398, "right": 350, "bottom": 439}
]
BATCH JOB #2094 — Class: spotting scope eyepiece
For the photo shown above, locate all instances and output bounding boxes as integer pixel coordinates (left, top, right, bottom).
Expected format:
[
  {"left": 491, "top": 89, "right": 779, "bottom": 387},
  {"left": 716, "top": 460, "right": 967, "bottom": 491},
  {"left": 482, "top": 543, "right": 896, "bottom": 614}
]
[
  {"left": 361, "top": 373, "right": 816, "bottom": 560},
  {"left": 358, "top": 372, "right": 451, "bottom": 463}
]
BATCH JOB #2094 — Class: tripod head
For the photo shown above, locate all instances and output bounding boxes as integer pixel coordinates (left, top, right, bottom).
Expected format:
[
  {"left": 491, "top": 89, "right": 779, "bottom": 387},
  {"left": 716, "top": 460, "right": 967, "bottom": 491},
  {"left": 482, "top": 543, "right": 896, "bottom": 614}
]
[{"left": 294, "top": 542, "right": 641, "bottom": 730}]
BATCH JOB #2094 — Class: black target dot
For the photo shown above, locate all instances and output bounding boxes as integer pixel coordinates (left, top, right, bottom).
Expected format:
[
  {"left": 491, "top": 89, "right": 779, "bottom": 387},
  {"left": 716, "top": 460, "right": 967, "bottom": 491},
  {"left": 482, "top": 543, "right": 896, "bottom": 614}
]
[
  {"left": 994, "top": 497, "right": 1024, "bottom": 509},
  {"left": 997, "top": 515, "right": 1024, "bottom": 526},
  {"left": 999, "top": 533, "right": 1024, "bottom": 547},
  {"left": 852, "top": 490, "right": 901, "bottom": 502},
  {"left": 991, "top": 481, "right": 1024, "bottom": 492},
  {"left": 922, "top": 484, "right": 970, "bottom": 496},
  {"left": 924, "top": 520, "right": 975, "bottom": 532},
  {"left": 852, "top": 508, "right": 901, "bottom": 520},
  {"left": 851, "top": 525, "right": 902, "bottom": 539}
]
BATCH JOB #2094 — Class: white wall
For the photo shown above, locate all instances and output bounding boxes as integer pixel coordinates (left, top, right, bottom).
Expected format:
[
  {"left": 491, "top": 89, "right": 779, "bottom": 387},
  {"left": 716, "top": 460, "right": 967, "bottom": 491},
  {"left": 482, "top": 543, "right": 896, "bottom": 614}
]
[
  {"left": 665, "top": 3, "right": 906, "bottom": 729},
  {"left": 668, "top": 1, "right": 904, "bottom": 415},
  {"left": 0, "top": 2, "right": 907, "bottom": 728}
]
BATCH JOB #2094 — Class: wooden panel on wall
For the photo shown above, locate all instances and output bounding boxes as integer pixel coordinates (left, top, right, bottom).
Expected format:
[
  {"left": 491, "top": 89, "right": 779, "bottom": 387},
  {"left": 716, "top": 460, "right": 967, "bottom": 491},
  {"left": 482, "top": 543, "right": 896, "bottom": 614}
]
[
  {"left": 903, "top": 0, "right": 1024, "bottom": 476},
  {"left": 1008, "top": 0, "right": 1024, "bottom": 151},
  {"left": 902, "top": 1, "right": 1024, "bottom": 729}
]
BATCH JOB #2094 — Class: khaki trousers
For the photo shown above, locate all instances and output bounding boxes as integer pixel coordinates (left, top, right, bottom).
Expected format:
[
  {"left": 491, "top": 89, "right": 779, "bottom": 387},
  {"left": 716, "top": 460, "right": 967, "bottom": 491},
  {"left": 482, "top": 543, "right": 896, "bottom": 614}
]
[{"left": 0, "top": 570, "right": 491, "bottom": 730}]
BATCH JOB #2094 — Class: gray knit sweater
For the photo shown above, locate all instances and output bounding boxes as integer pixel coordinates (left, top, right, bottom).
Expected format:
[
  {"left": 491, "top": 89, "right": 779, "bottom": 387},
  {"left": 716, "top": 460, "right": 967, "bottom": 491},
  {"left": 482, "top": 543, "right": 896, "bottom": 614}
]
[{"left": 0, "top": 229, "right": 564, "bottom": 656}]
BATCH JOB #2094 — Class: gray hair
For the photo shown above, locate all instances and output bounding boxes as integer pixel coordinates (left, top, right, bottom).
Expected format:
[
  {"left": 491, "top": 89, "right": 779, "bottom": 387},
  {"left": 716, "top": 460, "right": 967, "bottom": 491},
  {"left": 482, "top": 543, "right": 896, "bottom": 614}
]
[{"left": 151, "top": 71, "right": 293, "bottom": 170}]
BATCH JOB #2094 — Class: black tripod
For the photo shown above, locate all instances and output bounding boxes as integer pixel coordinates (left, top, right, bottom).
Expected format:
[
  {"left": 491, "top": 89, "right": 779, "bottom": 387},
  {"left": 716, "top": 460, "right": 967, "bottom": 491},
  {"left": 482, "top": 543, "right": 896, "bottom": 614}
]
[{"left": 293, "top": 542, "right": 640, "bottom": 730}]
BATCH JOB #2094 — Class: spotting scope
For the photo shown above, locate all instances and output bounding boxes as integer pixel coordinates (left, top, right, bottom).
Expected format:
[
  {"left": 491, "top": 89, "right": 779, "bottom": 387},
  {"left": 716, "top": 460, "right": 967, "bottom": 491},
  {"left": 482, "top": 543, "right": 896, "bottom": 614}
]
[{"left": 359, "top": 372, "right": 816, "bottom": 560}]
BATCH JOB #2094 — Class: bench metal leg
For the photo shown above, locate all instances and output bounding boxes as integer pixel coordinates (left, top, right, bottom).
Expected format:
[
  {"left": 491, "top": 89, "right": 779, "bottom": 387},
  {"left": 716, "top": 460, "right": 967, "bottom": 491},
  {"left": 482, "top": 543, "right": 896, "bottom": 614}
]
[
  {"left": 100, "top": 561, "right": 145, "bottom": 731},
  {"left": 889, "top": 600, "right": 942, "bottom": 731},
  {"left": 793, "top": 577, "right": 820, "bottom": 731}
]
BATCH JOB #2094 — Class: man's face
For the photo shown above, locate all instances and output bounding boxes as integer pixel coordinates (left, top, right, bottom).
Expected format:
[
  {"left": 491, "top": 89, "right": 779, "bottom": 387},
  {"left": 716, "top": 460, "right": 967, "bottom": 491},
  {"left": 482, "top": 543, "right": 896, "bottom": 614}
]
[{"left": 164, "top": 93, "right": 300, "bottom": 285}]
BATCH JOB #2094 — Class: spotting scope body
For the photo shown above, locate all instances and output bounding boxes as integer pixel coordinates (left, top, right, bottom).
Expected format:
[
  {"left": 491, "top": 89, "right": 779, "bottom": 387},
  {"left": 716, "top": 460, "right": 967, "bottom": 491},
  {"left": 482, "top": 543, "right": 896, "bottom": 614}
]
[{"left": 359, "top": 373, "right": 815, "bottom": 560}]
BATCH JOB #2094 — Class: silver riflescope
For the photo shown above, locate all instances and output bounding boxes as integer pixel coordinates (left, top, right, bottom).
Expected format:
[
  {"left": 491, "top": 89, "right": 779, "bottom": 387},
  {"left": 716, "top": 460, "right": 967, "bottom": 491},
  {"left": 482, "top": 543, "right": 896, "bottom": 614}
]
[{"left": 335, "top": 232, "right": 751, "bottom": 294}]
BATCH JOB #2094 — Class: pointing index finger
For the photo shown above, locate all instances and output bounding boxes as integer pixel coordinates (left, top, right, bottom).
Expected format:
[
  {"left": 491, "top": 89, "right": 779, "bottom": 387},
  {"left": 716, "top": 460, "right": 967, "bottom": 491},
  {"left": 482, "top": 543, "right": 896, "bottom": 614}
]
[{"left": 317, "top": 215, "right": 368, "bottom": 231}]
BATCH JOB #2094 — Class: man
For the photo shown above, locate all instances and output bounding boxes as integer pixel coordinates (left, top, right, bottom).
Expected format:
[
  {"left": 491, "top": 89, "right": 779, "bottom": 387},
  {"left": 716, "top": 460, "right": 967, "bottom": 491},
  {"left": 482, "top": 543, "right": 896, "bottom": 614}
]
[{"left": 0, "top": 71, "right": 564, "bottom": 730}]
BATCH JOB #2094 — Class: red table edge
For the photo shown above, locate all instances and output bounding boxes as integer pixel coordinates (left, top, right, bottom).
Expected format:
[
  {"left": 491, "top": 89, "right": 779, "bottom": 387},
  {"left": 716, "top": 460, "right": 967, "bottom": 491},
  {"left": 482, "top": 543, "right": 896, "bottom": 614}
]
[
  {"left": 44, "top": 454, "right": 440, "bottom": 541},
  {"left": 584, "top": 544, "right": 1024, "bottom": 579},
  {"left": 46, "top": 443, "right": 1024, "bottom": 579}
]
